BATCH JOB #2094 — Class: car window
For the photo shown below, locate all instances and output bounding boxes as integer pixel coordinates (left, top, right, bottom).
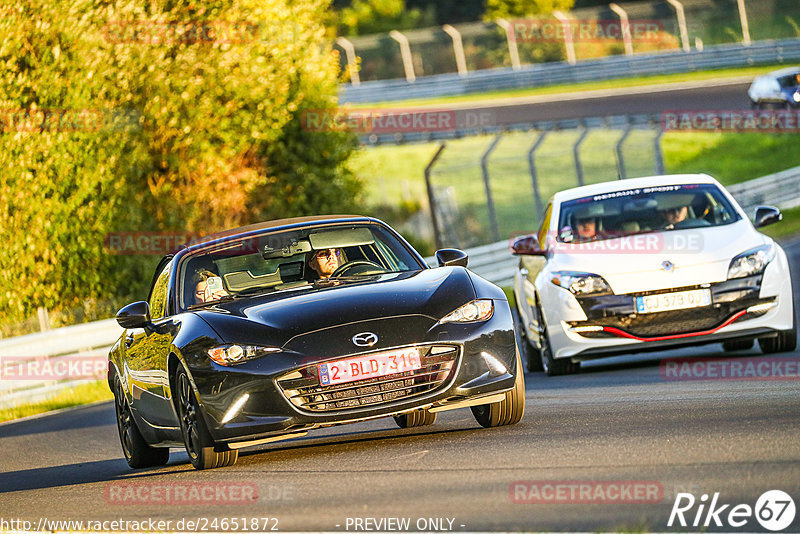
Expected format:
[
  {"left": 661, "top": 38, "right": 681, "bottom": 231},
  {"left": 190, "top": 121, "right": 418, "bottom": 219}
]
[
  {"left": 556, "top": 183, "right": 741, "bottom": 243},
  {"left": 148, "top": 259, "right": 173, "bottom": 320},
  {"left": 178, "top": 224, "right": 423, "bottom": 310}
]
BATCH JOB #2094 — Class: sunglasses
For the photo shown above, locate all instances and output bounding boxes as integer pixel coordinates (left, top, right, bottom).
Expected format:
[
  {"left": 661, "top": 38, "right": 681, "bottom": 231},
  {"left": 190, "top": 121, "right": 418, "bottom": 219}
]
[{"left": 315, "top": 249, "right": 337, "bottom": 259}]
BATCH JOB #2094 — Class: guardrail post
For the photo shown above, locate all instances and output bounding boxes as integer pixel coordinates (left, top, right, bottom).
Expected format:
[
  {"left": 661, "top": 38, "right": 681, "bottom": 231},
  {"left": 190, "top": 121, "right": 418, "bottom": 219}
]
[
  {"left": 527, "top": 131, "right": 548, "bottom": 216},
  {"left": 653, "top": 127, "right": 666, "bottom": 175},
  {"left": 553, "top": 11, "right": 577, "bottom": 65},
  {"left": 495, "top": 19, "right": 522, "bottom": 70},
  {"left": 666, "top": 0, "right": 690, "bottom": 52},
  {"left": 442, "top": 25, "right": 468, "bottom": 77},
  {"left": 424, "top": 144, "right": 448, "bottom": 250},
  {"left": 481, "top": 134, "right": 503, "bottom": 243},
  {"left": 737, "top": 0, "right": 751, "bottom": 46},
  {"left": 609, "top": 3, "right": 633, "bottom": 56},
  {"left": 335, "top": 37, "right": 361, "bottom": 86},
  {"left": 615, "top": 122, "right": 633, "bottom": 179},
  {"left": 573, "top": 126, "right": 589, "bottom": 186},
  {"left": 389, "top": 30, "right": 417, "bottom": 83},
  {"left": 37, "top": 307, "right": 50, "bottom": 332}
]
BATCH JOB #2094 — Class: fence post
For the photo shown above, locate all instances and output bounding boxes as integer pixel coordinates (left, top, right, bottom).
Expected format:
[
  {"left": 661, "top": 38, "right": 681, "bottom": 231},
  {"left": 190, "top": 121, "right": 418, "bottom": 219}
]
[
  {"left": 389, "top": 30, "right": 417, "bottom": 82},
  {"left": 495, "top": 19, "right": 521, "bottom": 70},
  {"left": 609, "top": 3, "right": 633, "bottom": 56},
  {"left": 335, "top": 37, "right": 361, "bottom": 86},
  {"left": 481, "top": 134, "right": 503, "bottom": 243},
  {"left": 573, "top": 126, "right": 589, "bottom": 186},
  {"left": 424, "top": 144, "right": 448, "bottom": 250},
  {"left": 37, "top": 307, "right": 50, "bottom": 332},
  {"left": 653, "top": 127, "right": 666, "bottom": 175},
  {"left": 615, "top": 123, "right": 633, "bottom": 179},
  {"left": 553, "top": 11, "right": 577, "bottom": 65},
  {"left": 442, "top": 25, "right": 468, "bottom": 77},
  {"left": 666, "top": 0, "right": 690, "bottom": 52},
  {"left": 737, "top": 0, "right": 751, "bottom": 46},
  {"left": 527, "top": 130, "right": 548, "bottom": 216}
]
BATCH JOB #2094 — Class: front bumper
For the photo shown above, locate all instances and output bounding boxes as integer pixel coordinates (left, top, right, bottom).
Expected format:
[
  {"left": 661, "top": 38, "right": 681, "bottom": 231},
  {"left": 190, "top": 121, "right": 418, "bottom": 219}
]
[
  {"left": 187, "top": 303, "right": 518, "bottom": 445},
  {"left": 547, "top": 264, "right": 794, "bottom": 360}
]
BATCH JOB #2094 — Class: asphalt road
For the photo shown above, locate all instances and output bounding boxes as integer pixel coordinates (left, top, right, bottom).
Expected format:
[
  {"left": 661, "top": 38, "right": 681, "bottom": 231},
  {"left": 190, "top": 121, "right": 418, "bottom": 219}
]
[{"left": 1, "top": 239, "right": 798, "bottom": 533}]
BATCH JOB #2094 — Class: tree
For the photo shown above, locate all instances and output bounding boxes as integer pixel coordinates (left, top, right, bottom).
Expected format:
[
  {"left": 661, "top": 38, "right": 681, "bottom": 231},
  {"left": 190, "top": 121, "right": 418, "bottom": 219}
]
[{"left": 485, "top": 0, "right": 576, "bottom": 19}]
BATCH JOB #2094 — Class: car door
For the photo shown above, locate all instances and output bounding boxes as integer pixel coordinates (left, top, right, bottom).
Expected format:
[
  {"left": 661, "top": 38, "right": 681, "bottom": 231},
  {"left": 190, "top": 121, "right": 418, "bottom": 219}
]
[
  {"left": 515, "top": 201, "right": 552, "bottom": 339},
  {"left": 125, "top": 256, "right": 179, "bottom": 427}
]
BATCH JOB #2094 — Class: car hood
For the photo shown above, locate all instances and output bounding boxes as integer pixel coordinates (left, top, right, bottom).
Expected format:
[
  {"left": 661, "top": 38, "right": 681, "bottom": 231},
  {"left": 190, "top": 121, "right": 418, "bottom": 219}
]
[
  {"left": 192, "top": 267, "right": 476, "bottom": 347},
  {"left": 549, "top": 220, "right": 768, "bottom": 294}
]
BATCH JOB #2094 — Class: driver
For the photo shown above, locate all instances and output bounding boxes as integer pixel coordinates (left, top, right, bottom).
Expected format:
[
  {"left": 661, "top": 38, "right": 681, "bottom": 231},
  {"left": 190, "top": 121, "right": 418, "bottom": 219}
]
[
  {"left": 309, "top": 248, "right": 341, "bottom": 279},
  {"left": 194, "top": 270, "right": 229, "bottom": 304}
]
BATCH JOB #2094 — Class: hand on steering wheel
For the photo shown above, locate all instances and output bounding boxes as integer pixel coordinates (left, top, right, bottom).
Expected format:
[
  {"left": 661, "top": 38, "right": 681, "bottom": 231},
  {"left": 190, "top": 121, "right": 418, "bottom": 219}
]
[{"left": 329, "top": 260, "right": 385, "bottom": 278}]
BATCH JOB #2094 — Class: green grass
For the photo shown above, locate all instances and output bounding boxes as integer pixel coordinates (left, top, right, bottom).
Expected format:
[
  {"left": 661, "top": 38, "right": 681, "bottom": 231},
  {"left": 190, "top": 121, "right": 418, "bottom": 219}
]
[
  {"left": 761, "top": 205, "right": 800, "bottom": 241},
  {"left": 356, "top": 131, "right": 800, "bottom": 247},
  {"left": 346, "top": 64, "right": 785, "bottom": 108},
  {"left": 0, "top": 380, "right": 113, "bottom": 423}
]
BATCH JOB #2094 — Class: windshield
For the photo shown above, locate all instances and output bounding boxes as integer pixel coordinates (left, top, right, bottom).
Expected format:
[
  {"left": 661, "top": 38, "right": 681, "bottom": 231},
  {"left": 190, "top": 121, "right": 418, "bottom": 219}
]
[
  {"left": 178, "top": 223, "right": 422, "bottom": 310},
  {"left": 556, "top": 183, "right": 741, "bottom": 243}
]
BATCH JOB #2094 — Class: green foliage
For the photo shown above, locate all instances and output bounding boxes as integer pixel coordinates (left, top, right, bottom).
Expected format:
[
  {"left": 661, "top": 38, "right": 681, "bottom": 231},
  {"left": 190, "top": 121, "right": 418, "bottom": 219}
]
[
  {"left": 484, "top": 0, "right": 576, "bottom": 20},
  {"left": 0, "top": 0, "right": 361, "bottom": 326},
  {"left": 337, "top": 0, "right": 433, "bottom": 36}
]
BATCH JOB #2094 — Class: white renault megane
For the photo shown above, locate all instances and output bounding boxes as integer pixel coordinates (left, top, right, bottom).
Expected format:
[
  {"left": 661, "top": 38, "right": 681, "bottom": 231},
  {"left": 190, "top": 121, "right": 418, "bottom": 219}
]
[{"left": 511, "top": 174, "right": 796, "bottom": 376}]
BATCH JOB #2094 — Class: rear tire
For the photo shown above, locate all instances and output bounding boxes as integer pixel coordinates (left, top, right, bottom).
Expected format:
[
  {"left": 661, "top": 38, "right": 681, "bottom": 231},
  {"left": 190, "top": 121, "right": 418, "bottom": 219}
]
[
  {"left": 176, "top": 368, "right": 238, "bottom": 470},
  {"left": 471, "top": 348, "right": 525, "bottom": 428},
  {"left": 722, "top": 339, "right": 754, "bottom": 352},
  {"left": 113, "top": 374, "right": 170, "bottom": 469},
  {"left": 394, "top": 409, "right": 437, "bottom": 428}
]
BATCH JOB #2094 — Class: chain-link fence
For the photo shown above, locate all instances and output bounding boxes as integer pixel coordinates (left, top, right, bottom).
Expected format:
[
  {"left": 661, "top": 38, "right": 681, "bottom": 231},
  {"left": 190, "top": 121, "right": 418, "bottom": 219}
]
[{"left": 337, "top": 0, "right": 800, "bottom": 82}]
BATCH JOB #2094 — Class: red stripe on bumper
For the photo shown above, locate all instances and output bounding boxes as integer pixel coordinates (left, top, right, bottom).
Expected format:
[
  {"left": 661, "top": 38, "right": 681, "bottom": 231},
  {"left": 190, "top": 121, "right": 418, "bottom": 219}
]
[{"left": 602, "top": 310, "right": 748, "bottom": 342}]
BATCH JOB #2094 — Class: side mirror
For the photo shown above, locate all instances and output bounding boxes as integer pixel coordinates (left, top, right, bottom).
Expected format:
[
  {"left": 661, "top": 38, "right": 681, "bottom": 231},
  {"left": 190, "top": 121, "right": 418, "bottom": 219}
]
[
  {"left": 116, "top": 301, "right": 151, "bottom": 329},
  {"left": 511, "top": 235, "right": 545, "bottom": 255},
  {"left": 435, "top": 248, "right": 468, "bottom": 268},
  {"left": 754, "top": 206, "right": 782, "bottom": 228}
]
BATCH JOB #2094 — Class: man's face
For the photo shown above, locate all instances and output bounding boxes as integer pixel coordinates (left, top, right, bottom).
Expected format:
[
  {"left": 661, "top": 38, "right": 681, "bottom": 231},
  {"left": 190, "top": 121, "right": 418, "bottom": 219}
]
[
  {"left": 311, "top": 249, "right": 340, "bottom": 278},
  {"left": 663, "top": 206, "right": 688, "bottom": 225},
  {"left": 194, "top": 281, "right": 208, "bottom": 303},
  {"left": 576, "top": 218, "right": 596, "bottom": 239}
]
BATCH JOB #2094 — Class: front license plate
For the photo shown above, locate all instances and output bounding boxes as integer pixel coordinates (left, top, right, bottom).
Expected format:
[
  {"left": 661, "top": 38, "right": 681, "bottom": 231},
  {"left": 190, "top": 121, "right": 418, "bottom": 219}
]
[
  {"left": 635, "top": 288, "right": 712, "bottom": 314},
  {"left": 318, "top": 347, "right": 422, "bottom": 386}
]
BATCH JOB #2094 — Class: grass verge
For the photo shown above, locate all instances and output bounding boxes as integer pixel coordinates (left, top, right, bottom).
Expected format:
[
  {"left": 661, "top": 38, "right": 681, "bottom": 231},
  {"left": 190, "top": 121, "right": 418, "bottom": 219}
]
[
  {"left": 0, "top": 380, "right": 112, "bottom": 424},
  {"left": 345, "top": 64, "right": 785, "bottom": 109}
]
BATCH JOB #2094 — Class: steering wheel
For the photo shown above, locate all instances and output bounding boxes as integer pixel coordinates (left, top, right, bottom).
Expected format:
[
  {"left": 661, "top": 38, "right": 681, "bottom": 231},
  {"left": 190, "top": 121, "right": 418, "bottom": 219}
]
[{"left": 330, "top": 260, "right": 386, "bottom": 278}]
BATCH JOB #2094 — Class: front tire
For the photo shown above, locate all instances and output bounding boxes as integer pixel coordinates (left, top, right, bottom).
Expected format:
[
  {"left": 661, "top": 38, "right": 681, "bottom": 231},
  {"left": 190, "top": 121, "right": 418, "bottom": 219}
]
[
  {"left": 394, "top": 409, "right": 437, "bottom": 428},
  {"left": 176, "top": 368, "right": 238, "bottom": 470},
  {"left": 113, "top": 374, "right": 170, "bottom": 469},
  {"left": 471, "top": 348, "right": 525, "bottom": 428},
  {"left": 537, "top": 302, "right": 579, "bottom": 376}
]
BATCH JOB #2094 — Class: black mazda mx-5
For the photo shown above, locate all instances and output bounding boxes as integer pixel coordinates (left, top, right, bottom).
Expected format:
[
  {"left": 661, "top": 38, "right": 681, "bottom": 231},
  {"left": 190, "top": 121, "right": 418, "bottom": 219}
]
[{"left": 109, "top": 215, "right": 524, "bottom": 470}]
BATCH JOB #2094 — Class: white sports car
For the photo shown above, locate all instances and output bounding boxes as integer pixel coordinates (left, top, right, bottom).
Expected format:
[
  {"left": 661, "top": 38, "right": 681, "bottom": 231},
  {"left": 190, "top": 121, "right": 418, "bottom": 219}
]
[{"left": 512, "top": 174, "right": 796, "bottom": 376}]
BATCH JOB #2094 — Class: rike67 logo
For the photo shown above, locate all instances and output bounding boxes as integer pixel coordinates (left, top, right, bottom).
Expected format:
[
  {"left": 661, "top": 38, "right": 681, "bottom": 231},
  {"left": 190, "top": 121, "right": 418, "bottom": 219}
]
[{"left": 669, "top": 490, "right": 796, "bottom": 531}]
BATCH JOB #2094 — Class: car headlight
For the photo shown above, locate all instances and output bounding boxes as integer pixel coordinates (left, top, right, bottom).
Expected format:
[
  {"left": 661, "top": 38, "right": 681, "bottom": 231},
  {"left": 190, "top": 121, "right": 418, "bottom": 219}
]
[
  {"left": 794, "top": 91, "right": 800, "bottom": 103},
  {"left": 727, "top": 244, "right": 775, "bottom": 279},
  {"left": 208, "top": 344, "right": 281, "bottom": 366},
  {"left": 551, "top": 271, "right": 613, "bottom": 296},
  {"left": 439, "top": 299, "right": 494, "bottom": 324}
]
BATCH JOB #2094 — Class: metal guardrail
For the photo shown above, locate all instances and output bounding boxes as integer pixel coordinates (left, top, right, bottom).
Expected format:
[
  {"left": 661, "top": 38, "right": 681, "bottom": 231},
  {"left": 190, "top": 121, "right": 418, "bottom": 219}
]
[
  {"left": 341, "top": 39, "right": 800, "bottom": 104},
  {"left": 2, "top": 166, "right": 798, "bottom": 410}
]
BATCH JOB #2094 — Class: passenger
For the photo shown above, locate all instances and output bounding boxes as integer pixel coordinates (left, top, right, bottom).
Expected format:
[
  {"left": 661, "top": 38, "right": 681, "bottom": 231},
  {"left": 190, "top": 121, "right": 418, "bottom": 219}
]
[
  {"left": 308, "top": 248, "right": 341, "bottom": 279},
  {"left": 194, "top": 270, "right": 229, "bottom": 303}
]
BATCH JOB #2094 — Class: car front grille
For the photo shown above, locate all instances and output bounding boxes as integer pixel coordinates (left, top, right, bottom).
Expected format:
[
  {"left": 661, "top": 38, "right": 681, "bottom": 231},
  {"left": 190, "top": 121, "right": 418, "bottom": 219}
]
[{"left": 277, "top": 345, "right": 459, "bottom": 413}]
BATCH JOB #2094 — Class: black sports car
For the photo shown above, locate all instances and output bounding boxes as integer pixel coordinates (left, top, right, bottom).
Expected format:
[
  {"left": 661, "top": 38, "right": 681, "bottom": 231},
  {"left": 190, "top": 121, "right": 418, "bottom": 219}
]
[{"left": 109, "top": 216, "right": 524, "bottom": 470}]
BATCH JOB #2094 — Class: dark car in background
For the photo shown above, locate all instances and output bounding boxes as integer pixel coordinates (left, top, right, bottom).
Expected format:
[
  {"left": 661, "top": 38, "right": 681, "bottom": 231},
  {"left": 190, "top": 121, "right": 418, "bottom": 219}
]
[
  {"left": 748, "top": 66, "right": 800, "bottom": 109},
  {"left": 109, "top": 215, "right": 524, "bottom": 470}
]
